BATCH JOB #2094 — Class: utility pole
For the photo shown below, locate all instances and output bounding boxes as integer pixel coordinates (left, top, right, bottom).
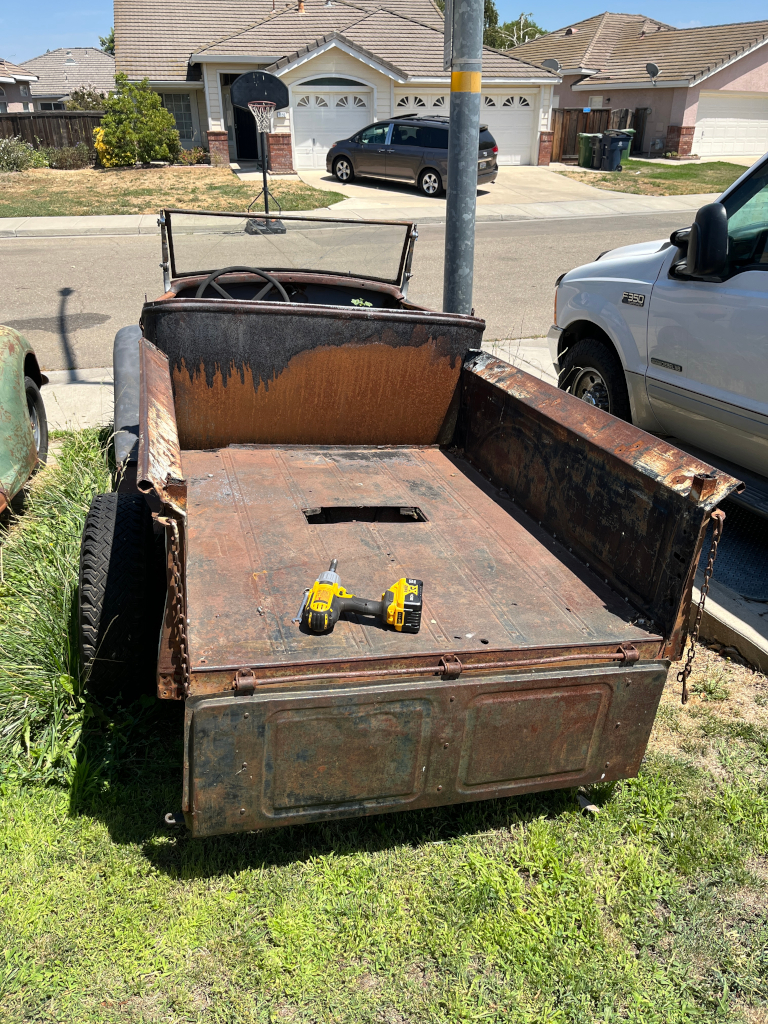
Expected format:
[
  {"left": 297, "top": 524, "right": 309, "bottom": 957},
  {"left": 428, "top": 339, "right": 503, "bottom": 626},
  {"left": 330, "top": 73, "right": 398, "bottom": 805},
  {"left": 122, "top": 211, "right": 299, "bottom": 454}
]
[{"left": 442, "top": 0, "right": 483, "bottom": 315}]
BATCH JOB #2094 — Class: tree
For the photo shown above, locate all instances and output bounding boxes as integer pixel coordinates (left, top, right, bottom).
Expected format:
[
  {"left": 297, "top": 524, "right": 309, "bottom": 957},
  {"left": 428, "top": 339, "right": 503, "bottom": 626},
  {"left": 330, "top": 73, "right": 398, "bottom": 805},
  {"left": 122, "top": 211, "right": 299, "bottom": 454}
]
[
  {"left": 94, "top": 74, "right": 180, "bottom": 166},
  {"left": 99, "top": 27, "right": 115, "bottom": 55},
  {"left": 66, "top": 87, "right": 107, "bottom": 111},
  {"left": 435, "top": 0, "right": 545, "bottom": 50}
]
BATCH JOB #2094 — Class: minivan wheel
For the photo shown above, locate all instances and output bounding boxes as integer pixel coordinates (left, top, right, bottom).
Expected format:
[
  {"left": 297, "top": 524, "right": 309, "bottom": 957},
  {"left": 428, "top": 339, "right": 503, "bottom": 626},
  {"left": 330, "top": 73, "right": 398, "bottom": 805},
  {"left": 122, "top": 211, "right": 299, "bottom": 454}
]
[
  {"left": 419, "top": 169, "right": 442, "bottom": 196},
  {"left": 558, "top": 338, "right": 632, "bottom": 421},
  {"left": 333, "top": 157, "right": 353, "bottom": 182}
]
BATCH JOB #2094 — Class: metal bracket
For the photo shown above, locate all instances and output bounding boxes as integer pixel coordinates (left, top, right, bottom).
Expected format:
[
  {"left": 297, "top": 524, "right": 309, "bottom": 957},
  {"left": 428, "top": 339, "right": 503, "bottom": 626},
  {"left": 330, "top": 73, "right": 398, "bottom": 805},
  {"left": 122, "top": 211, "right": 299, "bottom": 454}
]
[
  {"left": 233, "top": 668, "right": 257, "bottom": 694},
  {"left": 619, "top": 644, "right": 639, "bottom": 664},
  {"left": 440, "top": 654, "right": 463, "bottom": 678}
]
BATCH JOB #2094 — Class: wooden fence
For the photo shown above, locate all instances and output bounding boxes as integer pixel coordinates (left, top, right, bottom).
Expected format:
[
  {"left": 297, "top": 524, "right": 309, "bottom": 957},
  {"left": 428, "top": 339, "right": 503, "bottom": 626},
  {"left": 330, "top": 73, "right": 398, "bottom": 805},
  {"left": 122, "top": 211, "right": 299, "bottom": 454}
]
[
  {"left": 551, "top": 108, "right": 637, "bottom": 163},
  {"left": 0, "top": 111, "right": 103, "bottom": 155}
]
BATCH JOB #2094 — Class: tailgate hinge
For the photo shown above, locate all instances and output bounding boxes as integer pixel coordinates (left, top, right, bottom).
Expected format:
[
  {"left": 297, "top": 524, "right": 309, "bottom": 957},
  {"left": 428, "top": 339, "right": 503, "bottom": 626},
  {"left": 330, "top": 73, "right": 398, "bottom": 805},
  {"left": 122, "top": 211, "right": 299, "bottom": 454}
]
[{"left": 233, "top": 668, "right": 257, "bottom": 695}]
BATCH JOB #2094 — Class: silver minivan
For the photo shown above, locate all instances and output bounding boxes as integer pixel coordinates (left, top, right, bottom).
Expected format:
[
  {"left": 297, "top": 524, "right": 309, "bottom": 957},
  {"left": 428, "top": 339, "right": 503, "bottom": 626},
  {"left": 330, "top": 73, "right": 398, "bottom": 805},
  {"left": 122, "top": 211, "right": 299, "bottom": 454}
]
[{"left": 325, "top": 115, "right": 499, "bottom": 196}]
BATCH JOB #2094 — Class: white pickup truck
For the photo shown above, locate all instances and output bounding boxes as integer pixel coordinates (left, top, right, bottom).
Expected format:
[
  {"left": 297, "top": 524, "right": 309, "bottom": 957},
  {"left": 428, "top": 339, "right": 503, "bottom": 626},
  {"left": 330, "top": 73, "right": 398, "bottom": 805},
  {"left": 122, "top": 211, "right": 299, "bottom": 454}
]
[{"left": 549, "top": 154, "right": 768, "bottom": 515}]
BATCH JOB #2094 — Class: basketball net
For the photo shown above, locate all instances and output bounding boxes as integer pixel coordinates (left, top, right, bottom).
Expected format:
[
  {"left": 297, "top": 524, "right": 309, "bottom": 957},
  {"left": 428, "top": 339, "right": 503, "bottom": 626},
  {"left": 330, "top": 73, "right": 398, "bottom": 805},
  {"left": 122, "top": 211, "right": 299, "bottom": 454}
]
[{"left": 248, "top": 100, "right": 275, "bottom": 133}]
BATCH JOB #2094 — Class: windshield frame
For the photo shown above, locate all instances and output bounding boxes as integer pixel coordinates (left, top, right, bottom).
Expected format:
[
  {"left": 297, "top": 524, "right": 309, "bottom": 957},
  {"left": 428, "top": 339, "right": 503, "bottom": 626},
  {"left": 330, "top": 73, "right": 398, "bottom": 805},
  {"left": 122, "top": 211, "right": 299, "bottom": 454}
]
[{"left": 162, "top": 208, "right": 416, "bottom": 289}]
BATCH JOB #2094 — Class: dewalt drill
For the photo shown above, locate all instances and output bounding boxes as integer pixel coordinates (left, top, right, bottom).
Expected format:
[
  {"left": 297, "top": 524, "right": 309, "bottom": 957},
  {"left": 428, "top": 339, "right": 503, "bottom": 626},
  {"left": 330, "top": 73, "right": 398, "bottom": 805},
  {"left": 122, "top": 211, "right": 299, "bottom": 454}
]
[{"left": 293, "top": 559, "right": 423, "bottom": 635}]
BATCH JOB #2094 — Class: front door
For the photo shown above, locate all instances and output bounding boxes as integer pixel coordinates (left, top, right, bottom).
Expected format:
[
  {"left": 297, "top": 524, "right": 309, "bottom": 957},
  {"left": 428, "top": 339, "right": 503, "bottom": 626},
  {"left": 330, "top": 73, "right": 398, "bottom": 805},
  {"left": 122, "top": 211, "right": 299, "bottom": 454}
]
[{"left": 646, "top": 164, "right": 768, "bottom": 475}]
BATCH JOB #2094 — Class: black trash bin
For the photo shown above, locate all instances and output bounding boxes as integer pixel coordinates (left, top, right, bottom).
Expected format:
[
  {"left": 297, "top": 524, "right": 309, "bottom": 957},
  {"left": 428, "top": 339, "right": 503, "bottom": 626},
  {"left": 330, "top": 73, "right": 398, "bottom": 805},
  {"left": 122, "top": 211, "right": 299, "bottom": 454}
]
[{"left": 600, "top": 130, "right": 632, "bottom": 172}]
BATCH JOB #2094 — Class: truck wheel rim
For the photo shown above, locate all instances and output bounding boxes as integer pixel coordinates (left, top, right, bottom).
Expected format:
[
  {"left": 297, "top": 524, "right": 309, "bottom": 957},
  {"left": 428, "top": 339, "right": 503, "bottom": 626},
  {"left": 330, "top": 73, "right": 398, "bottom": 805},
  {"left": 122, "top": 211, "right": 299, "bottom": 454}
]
[
  {"left": 422, "top": 173, "right": 439, "bottom": 194},
  {"left": 572, "top": 367, "right": 610, "bottom": 412},
  {"left": 27, "top": 391, "right": 41, "bottom": 452},
  {"left": 336, "top": 160, "right": 351, "bottom": 180}
]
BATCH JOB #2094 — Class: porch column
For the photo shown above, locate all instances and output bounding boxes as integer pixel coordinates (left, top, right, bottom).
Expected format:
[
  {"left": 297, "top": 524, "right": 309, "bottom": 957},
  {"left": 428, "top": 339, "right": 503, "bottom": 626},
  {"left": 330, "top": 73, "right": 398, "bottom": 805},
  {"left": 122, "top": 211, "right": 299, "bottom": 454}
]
[
  {"left": 664, "top": 125, "right": 695, "bottom": 158},
  {"left": 207, "top": 130, "right": 230, "bottom": 166}
]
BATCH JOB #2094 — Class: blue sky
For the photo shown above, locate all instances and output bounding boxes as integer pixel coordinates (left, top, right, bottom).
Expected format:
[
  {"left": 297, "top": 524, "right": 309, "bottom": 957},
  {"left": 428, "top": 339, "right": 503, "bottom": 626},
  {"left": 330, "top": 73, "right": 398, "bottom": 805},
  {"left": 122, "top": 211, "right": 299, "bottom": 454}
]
[{"left": 3, "top": 0, "right": 767, "bottom": 63}]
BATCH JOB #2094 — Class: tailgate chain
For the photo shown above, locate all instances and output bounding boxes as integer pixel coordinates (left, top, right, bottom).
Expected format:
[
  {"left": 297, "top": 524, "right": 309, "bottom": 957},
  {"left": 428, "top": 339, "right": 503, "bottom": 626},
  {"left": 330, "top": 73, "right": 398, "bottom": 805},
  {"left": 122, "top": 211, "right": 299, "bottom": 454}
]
[
  {"left": 159, "top": 516, "right": 191, "bottom": 694},
  {"left": 678, "top": 508, "right": 725, "bottom": 705}
]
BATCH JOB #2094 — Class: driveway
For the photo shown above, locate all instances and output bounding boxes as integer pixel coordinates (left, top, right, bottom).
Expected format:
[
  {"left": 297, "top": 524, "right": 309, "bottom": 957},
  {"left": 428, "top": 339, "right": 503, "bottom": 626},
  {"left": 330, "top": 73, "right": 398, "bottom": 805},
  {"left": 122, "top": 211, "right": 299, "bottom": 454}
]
[{"left": 296, "top": 165, "right": 611, "bottom": 211}]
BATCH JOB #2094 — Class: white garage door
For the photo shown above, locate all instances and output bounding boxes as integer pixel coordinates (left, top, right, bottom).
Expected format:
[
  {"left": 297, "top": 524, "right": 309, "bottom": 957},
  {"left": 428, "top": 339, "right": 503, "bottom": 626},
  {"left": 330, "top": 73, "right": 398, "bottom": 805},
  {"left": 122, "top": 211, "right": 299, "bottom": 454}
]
[
  {"left": 293, "top": 90, "right": 371, "bottom": 169},
  {"left": 480, "top": 95, "right": 535, "bottom": 165},
  {"left": 694, "top": 92, "right": 768, "bottom": 157},
  {"left": 392, "top": 92, "right": 536, "bottom": 165}
]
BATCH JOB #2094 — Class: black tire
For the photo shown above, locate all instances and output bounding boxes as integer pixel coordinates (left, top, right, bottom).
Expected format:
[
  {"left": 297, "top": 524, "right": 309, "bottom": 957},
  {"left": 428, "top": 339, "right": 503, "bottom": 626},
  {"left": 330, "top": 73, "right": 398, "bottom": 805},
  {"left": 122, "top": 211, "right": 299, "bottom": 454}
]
[
  {"left": 419, "top": 168, "right": 442, "bottom": 196},
  {"left": 78, "top": 492, "right": 163, "bottom": 702},
  {"left": 558, "top": 338, "right": 632, "bottom": 422},
  {"left": 25, "top": 376, "right": 48, "bottom": 466},
  {"left": 333, "top": 156, "right": 354, "bottom": 183}
]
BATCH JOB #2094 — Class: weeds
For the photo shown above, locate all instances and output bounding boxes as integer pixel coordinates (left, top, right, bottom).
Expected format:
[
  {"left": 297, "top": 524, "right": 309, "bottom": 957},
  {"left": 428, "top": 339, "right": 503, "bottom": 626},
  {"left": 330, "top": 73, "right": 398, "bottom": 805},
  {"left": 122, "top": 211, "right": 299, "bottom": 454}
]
[{"left": 0, "top": 429, "right": 111, "bottom": 783}]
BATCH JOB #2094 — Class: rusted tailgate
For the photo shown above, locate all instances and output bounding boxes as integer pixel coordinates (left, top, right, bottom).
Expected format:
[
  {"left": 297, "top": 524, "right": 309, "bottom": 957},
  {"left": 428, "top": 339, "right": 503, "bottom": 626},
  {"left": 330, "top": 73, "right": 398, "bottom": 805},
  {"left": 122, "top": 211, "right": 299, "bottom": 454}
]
[{"left": 184, "top": 660, "right": 668, "bottom": 837}]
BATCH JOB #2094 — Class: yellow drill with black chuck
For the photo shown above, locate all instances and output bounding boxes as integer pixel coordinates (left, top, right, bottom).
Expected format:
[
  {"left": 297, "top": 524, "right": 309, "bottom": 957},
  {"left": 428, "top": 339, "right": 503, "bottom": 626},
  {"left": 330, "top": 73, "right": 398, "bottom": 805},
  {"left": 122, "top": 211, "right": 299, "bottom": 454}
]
[{"left": 293, "top": 559, "right": 423, "bottom": 635}]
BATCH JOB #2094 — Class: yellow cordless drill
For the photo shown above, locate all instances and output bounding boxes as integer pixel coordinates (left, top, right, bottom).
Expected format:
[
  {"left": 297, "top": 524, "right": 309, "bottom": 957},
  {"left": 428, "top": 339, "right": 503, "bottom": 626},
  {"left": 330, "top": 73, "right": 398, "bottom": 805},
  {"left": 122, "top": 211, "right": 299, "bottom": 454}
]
[{"left": 293, "top": 559, "right": 423, "bottom": 635}]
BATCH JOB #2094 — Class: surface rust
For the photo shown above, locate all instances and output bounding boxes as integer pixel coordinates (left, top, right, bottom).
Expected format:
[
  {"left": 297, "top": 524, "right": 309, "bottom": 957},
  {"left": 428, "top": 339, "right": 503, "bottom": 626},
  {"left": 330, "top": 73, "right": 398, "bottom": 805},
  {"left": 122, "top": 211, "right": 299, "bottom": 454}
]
[
  {"left": 137, "top": 337, "right": 187, "bottom": 513},
  {"left": 459, "top": 353, "right": 743, "bottom": 657},
  {"left": 178, "top": 444, "right": 661, "bottom": 694},
  {"left": 184, "top": 660, "right": 668, "bottom": 836},
  {"left": 0, "top": 326, "right": 39, "bottom": 505},
  {"left": 141, "top": 298, "right": 484, "bottom": 449}
]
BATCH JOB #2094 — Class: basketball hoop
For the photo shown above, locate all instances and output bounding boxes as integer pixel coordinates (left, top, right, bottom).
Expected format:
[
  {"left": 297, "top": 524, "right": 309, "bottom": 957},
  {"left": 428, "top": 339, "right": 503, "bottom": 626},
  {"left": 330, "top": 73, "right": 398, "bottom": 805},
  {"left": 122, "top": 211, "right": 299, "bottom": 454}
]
[{"left": 248, "top": 100, "right": 275, "bottom": 134}]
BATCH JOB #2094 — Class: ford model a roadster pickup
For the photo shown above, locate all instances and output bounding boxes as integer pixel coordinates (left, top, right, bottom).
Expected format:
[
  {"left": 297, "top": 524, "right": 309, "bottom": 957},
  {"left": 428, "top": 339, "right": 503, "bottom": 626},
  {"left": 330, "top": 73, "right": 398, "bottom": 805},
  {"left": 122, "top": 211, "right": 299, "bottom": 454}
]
[{"left": 79, "top": 209, "right": 741, "bottom": 838}]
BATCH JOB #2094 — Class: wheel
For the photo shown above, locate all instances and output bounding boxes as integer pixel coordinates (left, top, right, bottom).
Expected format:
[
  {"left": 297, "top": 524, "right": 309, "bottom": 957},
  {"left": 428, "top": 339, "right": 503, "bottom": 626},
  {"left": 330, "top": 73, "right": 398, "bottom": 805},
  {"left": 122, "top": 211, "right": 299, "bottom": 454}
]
[
  {"left": 78, "top": 492, "right": 164, "bottom": 702},
  {"left": 419, "top": 169, "right": 442, "bottom": 196},
  {"left": 558, "top": 338, "right": 632, "bottom": 421},
  {"left": 25, "top": 376, "right": 48, "bottom": 466},
  {"left": 333, "top": 156, "right": 353, "bottom": 183}
]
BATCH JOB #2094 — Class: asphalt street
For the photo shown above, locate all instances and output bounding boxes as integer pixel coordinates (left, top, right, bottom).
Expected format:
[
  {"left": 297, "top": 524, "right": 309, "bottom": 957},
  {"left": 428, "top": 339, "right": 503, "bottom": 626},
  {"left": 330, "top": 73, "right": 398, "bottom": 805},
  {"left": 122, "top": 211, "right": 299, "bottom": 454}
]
[{"left": 1, "top": 211, "right": 695, "bottom": 371}]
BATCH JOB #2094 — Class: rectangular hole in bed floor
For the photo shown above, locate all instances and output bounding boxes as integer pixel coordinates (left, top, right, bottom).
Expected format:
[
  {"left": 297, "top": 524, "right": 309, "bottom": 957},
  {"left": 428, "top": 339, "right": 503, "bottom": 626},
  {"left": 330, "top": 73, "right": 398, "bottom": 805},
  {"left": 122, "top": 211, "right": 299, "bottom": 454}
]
[{"left": 302, "top": 506, "right": 428, "bottom": 524}]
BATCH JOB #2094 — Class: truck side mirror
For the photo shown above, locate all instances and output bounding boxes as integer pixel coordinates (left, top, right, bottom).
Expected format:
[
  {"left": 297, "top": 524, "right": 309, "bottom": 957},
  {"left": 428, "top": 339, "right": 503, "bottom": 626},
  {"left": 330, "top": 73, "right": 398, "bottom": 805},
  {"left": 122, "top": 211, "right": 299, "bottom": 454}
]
[{"left": 685, "top": 203, "right": 728, "bottom": 277}]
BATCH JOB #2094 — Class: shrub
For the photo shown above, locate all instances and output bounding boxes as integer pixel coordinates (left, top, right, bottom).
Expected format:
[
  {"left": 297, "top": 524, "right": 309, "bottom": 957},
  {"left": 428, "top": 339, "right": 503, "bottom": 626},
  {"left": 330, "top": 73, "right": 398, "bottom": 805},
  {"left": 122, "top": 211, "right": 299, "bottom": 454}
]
[
  {"left": 94, "top": 73, "right": 180, "bottom": 167},
  {"left": 66, "top": 87, "right": 107, "bottom": 111},
  {"left": 177, "top": 146, "right": 208, "bottom": 165},
  {"left": 29, "top": 147, "right": 50, "bottom": 168},
  {"left": 46, "top": 143, "right": 92, "bottom": 169},
  {"left": 0, "top": 136, "right": 34, "bottom": 172}
]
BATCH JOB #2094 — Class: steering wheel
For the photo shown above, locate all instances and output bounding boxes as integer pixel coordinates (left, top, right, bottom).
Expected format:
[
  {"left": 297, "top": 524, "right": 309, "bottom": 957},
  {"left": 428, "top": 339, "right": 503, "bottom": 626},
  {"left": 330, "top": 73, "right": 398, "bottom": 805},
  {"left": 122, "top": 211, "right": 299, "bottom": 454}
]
[{"left": 195, "top": 265, "right": 290, "bottom": 303}]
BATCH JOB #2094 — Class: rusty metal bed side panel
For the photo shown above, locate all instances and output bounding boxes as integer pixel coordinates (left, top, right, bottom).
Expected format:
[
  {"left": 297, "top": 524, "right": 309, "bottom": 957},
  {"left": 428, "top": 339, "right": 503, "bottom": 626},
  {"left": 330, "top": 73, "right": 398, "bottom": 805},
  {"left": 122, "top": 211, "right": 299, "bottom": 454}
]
[
  {"left": 140, "top": 300, "right": 484, "bottom": 449},
  {"left": 458, "top": 354, "right": 743, "bottom": 654},
  {"left": 137, "top": 337, "right": 186, "bottom": 513}
]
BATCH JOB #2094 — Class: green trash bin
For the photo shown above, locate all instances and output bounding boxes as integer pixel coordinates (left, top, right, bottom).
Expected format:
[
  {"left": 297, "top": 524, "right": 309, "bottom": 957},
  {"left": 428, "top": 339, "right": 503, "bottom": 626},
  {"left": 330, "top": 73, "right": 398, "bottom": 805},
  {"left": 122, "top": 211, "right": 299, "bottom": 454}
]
[
  {"left": 578, "top": 133, "right": 601, "bottom": 168},
  {"left": 619, "top": 128, "right": 636, "bottom": 163}
]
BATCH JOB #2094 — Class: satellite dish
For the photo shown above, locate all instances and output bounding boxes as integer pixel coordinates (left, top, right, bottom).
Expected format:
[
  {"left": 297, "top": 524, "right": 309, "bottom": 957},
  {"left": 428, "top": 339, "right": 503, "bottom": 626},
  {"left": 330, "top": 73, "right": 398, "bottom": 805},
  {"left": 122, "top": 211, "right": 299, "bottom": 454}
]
[
  {"left": 541, "top": 58, "right": 562, "bottom": 72},
  {"left": 231, "top": 70, "right": 289, "bottom": 111},
  {"left": 646, "top": 62, "right": 660, "bottom": 81}
]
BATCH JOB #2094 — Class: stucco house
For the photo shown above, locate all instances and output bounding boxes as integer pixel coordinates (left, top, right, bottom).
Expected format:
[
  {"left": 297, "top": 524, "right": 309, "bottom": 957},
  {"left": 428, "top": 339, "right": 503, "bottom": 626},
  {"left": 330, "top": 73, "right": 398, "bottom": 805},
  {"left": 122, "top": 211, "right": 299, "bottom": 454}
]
[
  {"left": 20, "top": 48, "right": 116, "bottom": 110},
  {"left": 0, "top": 57, "right": 38, "bottom": 113},
  {"left": 114, "top": 0, "right": 560, "bottom": 170},
  {"left": 510, "top": 14, "right": 768, "bottom": 158}
]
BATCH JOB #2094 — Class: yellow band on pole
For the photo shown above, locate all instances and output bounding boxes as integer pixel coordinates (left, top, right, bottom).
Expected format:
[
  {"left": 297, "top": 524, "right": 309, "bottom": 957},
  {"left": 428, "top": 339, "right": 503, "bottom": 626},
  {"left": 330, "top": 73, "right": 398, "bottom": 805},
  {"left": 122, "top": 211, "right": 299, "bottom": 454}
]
[{"left": 450, "top": 71, "right": 481, "bottom": 93}]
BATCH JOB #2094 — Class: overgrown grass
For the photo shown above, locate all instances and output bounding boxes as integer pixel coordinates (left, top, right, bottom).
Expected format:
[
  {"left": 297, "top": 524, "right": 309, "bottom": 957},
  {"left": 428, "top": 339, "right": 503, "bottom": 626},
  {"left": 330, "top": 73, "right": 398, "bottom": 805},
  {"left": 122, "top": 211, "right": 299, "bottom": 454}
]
[
  {"left": 0, "top": 429, "right": 111, "bottom": 783},
  {"left": 0, "top": 167, "right": 343, "bottom": 218},
  {"left": 0, "top": 433, "right": 767, "bottom": 1021},
  {"left": 558, "top": 160, "right": 746, "bottom": 197}
]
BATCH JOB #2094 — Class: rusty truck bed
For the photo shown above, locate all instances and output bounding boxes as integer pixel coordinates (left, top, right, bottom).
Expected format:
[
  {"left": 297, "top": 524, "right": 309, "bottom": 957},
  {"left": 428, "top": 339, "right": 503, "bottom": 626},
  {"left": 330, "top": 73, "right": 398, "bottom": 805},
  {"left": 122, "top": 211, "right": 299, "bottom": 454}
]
[{"left": 183, "top": 443, "right": 660, "bottom": 676}]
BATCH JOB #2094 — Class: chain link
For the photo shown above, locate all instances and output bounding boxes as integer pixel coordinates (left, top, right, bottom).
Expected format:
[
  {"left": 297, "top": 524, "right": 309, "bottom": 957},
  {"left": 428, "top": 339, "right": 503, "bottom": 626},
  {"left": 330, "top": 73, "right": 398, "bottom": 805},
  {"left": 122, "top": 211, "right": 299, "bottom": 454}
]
[
  {"left": 158, "top": 516, "right": 191, "bottom": 693},
  {"left": 678, "top": 508, "right": 725, "bottom": 704}
]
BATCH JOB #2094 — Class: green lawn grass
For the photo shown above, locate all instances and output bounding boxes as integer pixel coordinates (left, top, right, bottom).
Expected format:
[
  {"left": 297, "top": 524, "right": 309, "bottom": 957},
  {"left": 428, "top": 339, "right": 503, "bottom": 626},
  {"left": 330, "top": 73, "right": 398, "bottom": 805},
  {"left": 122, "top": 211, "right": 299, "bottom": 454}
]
[
  {"left": 559, "top": 160, "right": 747, "bottom": 197},
  {"left": 1, "top": 431, "right": 767, "bottom": 1022}
]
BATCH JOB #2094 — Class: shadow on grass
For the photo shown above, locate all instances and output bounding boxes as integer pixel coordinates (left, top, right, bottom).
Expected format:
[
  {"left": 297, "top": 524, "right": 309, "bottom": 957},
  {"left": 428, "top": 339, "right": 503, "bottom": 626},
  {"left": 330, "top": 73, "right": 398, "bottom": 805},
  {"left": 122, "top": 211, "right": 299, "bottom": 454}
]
[{"left": 69, "top": 698, "right": 583, "bottom": 880}]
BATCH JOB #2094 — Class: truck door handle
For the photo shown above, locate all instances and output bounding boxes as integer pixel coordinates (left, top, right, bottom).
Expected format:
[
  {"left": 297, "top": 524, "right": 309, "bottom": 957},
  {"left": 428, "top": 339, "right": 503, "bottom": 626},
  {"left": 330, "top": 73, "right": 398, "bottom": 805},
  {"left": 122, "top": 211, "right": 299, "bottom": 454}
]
[{"left": 377, "top": 148, "right": 386, "bottom": 152}]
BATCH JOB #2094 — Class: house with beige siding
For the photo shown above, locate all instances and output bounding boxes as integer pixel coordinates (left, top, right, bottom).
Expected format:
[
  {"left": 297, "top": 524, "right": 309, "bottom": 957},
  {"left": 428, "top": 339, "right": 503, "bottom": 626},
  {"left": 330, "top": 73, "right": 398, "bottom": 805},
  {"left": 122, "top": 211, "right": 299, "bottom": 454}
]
[
  {"left": 114, "top": 0, "right": 559, "bottom": 170},
  {"left": 0, "top": 57, "right": 38, "bottom": 113}
]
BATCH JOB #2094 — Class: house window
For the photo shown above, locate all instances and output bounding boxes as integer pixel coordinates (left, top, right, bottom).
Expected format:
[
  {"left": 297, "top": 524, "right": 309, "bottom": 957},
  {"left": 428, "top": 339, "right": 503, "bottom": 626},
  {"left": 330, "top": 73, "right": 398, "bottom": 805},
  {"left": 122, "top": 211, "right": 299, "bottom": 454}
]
[
  {"left": 433, "top": 96, "right": 445, "bottom": 107},
  {"left": 588, "top": 95, "right": 603, "bottom": 108},
  {"left": 20, "top": 85, "right": 28, "bottom": 97},
  {"left": 315, "top": 96, "right": 328, "bottom": 107},
  {"left": 20, "top": 103, "right": 32, "bottom": 112},
  {"left": 503, "top": 96, "right": 514, "bottom": 106},
  {"left": 353, "top": 95, "right": 366, "bottom": 107},
  {"left": 162, "top": 93, "right": 193, "bottom": 140},
  {"left": 413, "top": 96, "right": 426, "bottom": 107},
  {"left": 0, "top": 102, "right": 6, "bottom": 114},
  {"left": 336, "top": 96, "right": 348, "bottom": 107},
  {"left": 483, "top": 96, "right": 496, "bottom": 107},
  {"left": 297, "top": 95, "right": 310, "bottom": 107},
  {"left": 40, "top": 102, "right": 65, "bottom": 111},
  {"left": 396, "top": 96, "right": 409, "bottom": 107},
  {"left": 518, "top": 96, "right": 530, "bottom": 106}
]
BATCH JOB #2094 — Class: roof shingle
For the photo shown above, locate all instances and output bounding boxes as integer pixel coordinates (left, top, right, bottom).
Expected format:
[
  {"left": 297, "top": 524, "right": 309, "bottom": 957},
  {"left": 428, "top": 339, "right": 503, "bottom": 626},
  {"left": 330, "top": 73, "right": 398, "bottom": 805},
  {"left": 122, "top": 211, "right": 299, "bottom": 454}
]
[
  {"left": 0, "top": 56, "right": 38, "bottom": 82},
  {"left": 21, "top": 48, "right": 115, "bottom": 97}
]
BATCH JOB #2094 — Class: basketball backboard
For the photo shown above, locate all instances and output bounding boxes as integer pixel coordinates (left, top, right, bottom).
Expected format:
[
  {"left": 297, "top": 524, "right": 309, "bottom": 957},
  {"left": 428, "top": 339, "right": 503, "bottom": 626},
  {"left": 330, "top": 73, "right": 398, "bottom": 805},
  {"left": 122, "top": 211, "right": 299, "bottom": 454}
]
[{"left": 231, "top": 71, "right": 289, "bottom": 112}]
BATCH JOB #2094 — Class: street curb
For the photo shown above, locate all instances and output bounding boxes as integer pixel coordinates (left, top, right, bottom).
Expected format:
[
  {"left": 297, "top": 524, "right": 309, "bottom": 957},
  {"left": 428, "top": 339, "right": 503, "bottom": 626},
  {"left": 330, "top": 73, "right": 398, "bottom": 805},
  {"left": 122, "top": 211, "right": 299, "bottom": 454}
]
[
  {"left": 0, "top": 193, "right": 717, "bottom": 238},
  {"left": 691, "top": 572, "right": 768, "bottom": 674}
]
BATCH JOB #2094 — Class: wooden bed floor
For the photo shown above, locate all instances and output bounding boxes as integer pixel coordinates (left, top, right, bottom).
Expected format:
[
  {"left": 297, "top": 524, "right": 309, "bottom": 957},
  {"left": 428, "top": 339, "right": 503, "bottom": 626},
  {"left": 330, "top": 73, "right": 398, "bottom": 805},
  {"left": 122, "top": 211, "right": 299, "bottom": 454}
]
[{"left": 183, "top": 445, "right": 656, "bottom": 670}]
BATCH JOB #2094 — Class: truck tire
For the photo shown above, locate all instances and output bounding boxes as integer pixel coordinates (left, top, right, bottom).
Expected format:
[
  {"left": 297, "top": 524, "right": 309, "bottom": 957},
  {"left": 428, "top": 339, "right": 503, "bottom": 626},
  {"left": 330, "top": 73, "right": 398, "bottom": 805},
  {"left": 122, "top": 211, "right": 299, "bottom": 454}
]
[
  {"left": 558, "top": 338, "right": 632, "bottom": 422},
  {"left": 78, "top": 492, "right": 162, "bottom": 702},
  {"left": 25, "top": 375, "right": 48, "bottom": 466}
]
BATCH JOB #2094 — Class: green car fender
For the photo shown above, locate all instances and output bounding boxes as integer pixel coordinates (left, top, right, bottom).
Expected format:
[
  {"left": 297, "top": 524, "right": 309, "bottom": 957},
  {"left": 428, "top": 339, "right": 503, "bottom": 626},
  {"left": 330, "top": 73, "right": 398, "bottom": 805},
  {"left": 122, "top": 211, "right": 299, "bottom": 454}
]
[{"left": 0, "top": 326, "right": 44, "bottom": 512}]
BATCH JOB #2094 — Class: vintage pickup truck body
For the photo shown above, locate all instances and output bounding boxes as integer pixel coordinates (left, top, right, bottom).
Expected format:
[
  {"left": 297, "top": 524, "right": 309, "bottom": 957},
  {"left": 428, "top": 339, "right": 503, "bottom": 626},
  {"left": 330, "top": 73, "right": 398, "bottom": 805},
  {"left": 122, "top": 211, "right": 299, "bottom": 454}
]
[{"left": 88, "top": 210, "right": 741, "bottom": 838}]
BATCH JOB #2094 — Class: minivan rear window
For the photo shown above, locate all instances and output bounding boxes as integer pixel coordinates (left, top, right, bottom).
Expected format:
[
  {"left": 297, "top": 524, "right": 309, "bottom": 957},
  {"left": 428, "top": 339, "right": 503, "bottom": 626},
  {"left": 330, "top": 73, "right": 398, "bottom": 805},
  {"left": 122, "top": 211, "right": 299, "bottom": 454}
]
[{"left": 479, "top": 129, "right": 495, "bottom": 151}]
